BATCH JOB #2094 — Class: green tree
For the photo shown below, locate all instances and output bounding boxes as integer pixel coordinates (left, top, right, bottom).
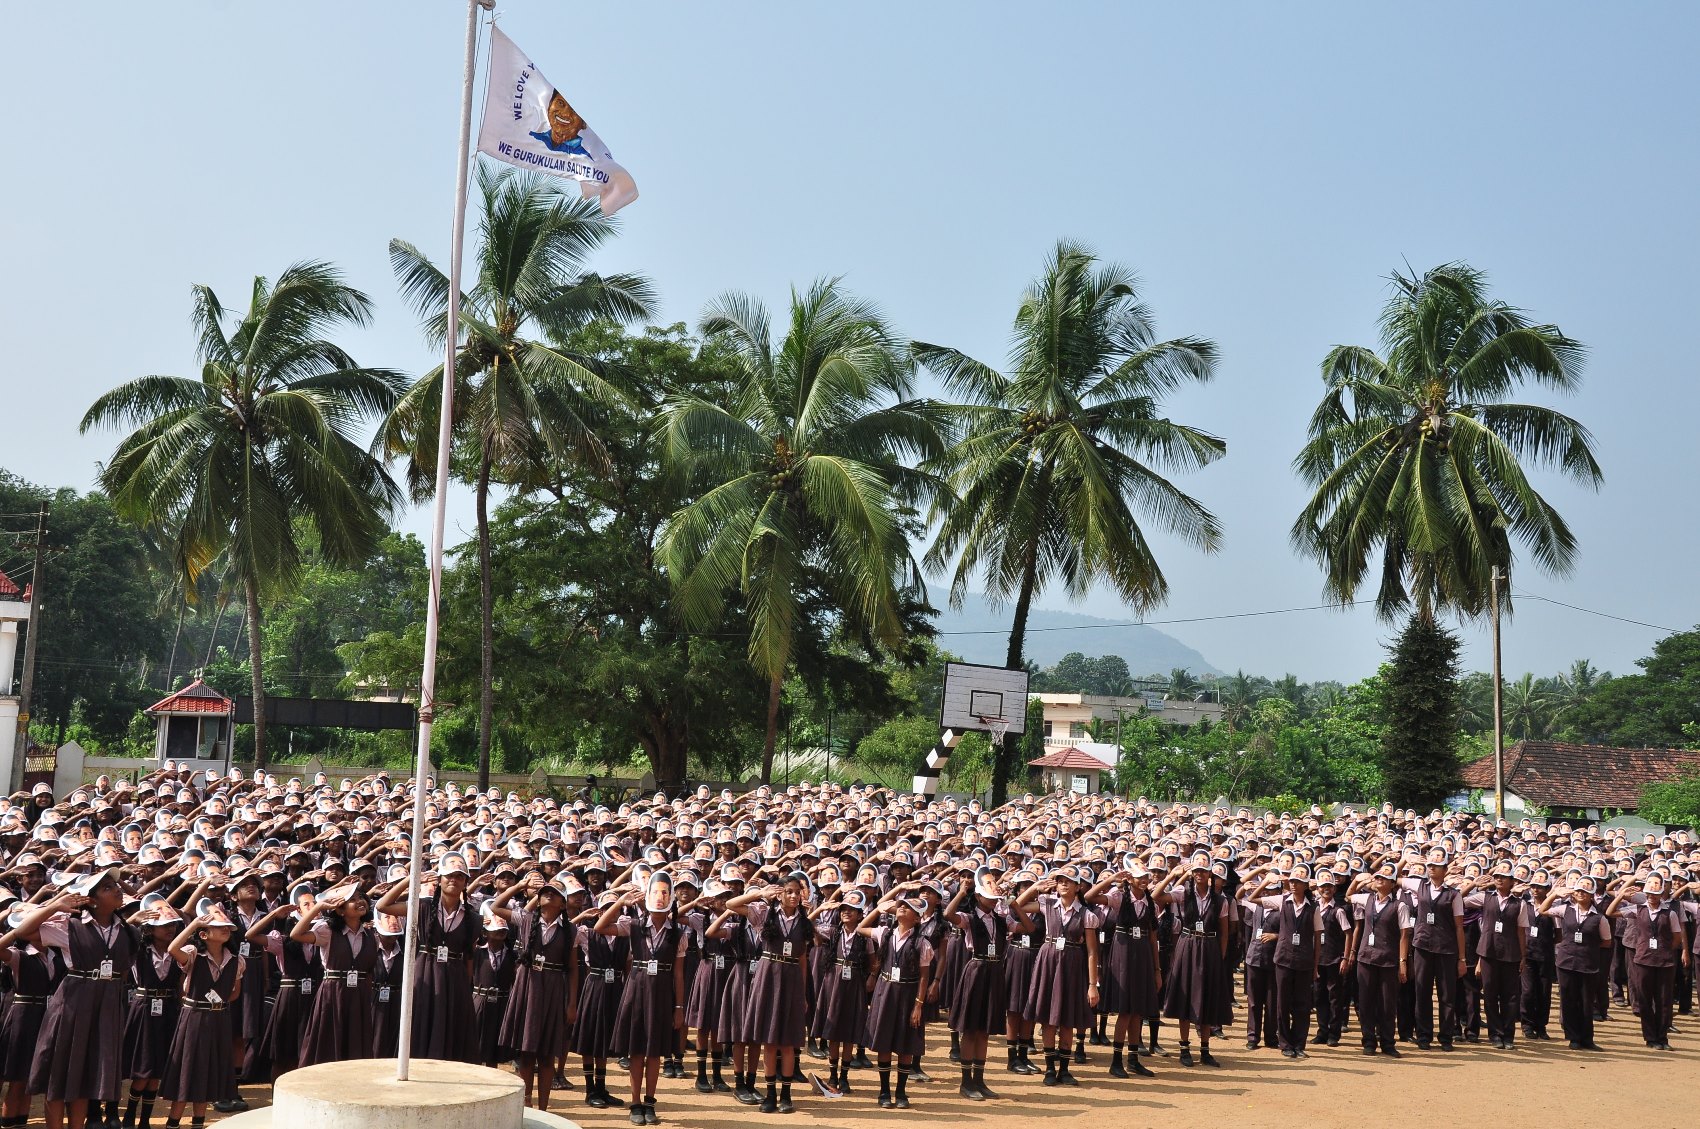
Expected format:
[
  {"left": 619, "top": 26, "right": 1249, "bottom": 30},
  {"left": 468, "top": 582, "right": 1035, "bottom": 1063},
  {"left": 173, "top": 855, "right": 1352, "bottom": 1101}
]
[
  {"left": 1292, "top": 262, "right": 1602, "bottom": 623},
  {"left": 1381, "top": 616, "right": 1464, "bottom": 809},
  {"left": 1565, "top": 629, "right": 1700, "bottom": 747},
  {"left": 1546, "top": 658, "right": 1606, "bottom": 729},
  {"left": 381, "top": 164, "right": 655, "bottom": 789},
  {"left": 1637, "top": 773, "right": 1700, "bottom": 829},
  {"left": 81, "top": 263, "right": 403, "bottom": 766},
  {"left": 1169, "top": 668, "right": 1202, "bottom": 698},
  {"left": 917, "top": 241, "right": 1226, "bottom": 805},
  {"left": 1502, "top": 672, "right": 1552, "bottom": 740},
  {"left": 658, "top": 279, "right": 947, "bottom": 782}
]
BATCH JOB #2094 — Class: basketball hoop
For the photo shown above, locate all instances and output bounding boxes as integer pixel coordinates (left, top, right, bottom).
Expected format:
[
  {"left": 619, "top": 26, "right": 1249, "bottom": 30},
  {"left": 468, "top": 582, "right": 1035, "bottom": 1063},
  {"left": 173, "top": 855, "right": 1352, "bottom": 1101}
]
[{"left": 979, "top": 715, "right": 1011, "bottom": 747}]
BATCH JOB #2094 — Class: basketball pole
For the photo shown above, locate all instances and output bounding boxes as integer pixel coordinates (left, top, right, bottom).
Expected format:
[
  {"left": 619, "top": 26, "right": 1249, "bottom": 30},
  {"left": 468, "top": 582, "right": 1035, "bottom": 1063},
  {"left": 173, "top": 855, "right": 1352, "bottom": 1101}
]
[{"left": 397, "top": 0, "right": 492, "bottom": 1083}]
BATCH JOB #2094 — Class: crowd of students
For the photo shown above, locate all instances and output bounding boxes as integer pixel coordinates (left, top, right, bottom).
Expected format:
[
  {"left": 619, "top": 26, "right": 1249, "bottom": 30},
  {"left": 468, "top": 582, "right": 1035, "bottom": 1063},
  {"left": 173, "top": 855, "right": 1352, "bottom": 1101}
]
[{"left": 0, "top": 765, "right": 1693, "bottom": 1129}]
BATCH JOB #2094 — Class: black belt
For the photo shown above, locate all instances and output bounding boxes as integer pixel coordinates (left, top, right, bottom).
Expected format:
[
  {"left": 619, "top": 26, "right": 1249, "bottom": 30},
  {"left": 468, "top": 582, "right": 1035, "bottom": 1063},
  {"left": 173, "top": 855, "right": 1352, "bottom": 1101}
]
[
  {"left": 1113, "top": 927, "right": 1149, "bottom": 936},
  {"left": 184, "top": 1000, "right": 227, "bottom": 1012},
  {"left": 65, "top": 970, "right": 121, "bottom": 982},
  {"left": 1183, "top": 928, "right": 1217, "bottom": 938},
  {"left": 274, "top": 978, "right": 315, "bottom": 988},
  {"left": 134, "top": 988, "right": 175, "bottom": 999},
  {"left": 833, "top": 959, "right": 862, "bottom": 970},
  {"left": 883, "top": 975, "right": 920, "bottom": 984},
  {"left": 761, "top": 953, "right": 798, "bottom": 965},
  {"left": 586, "top": 966, "right": 624, "bottom": 979},
  {"left": 969, "top": 955, "right": 1004, "bottom": 963},
  {"left": 641, "top": 962, "right": 674, "bottom": 975},
  {"left": 431, "top": 951, "right": 467, "bottom": 961},
  {"left": 9, "top": 994, "right": 47, "bottom": 1005},
  {"left": 473, "top": 987, "right": 509, "bottom": 998},
  {"left": 526, "top": 959, "right": 568, "bottom": 973}
]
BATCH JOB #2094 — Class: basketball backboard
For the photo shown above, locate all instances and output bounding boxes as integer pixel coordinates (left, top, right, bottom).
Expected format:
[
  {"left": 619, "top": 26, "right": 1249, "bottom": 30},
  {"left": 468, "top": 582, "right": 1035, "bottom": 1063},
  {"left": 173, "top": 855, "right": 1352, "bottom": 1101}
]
[{"left": 938, "top": 661, "right": 1029, "bottom": 735}]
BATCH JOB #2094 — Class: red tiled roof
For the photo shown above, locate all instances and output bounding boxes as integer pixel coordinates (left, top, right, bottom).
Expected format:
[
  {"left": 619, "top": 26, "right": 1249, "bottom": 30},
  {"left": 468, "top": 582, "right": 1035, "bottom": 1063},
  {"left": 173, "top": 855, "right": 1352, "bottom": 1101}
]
[
  {"left": 1029, "top": 748, "right": 1108, "bottom": 771},
  {"left": 0, "top": 569, "right": 26, "bottom": 601},
  {"left": 1460, "top": 740, "right": 1700, "bottom": 810},
  {"left": 144, "top": 678, "right": 233, "bottom": 716}
]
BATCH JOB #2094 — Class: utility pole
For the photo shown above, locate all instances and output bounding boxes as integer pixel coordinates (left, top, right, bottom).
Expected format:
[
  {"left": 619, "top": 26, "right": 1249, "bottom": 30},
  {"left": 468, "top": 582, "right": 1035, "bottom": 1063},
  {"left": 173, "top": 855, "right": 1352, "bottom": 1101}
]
[
  {"left": 1490, "top": 565, "right": 1505, "bottom": 820},
  {"left": 11, "top": 502, "right": 48, "bottom": 794}
]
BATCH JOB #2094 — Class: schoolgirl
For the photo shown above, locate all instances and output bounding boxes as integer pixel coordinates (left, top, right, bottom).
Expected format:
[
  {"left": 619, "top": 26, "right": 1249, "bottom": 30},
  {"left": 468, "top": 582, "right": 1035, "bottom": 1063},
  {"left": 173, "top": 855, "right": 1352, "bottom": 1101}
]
[
  {"left": 294, "top": 882, "right": 378, "bottom": 1068},
  {"left": 808, "top": 887, "right": 873, "bottom": 1096},
  {"left": 222, "top": 871, "right": 267, "bottom": 1112},
  {"left": 1084, "top": 859, "right": 1161, "bottom": 1079},
  {"left": 250, "top": 882, "right": 321, "bottom": 1079},
  {"left": 119, "top": 897, "right": 185, "bottom": 1129},
  {"left": 681, "top": 877, "right": 733, "bottom": 1095},
  {"left": 573, "top": 891, "right": 628, "bottom": 1110},
  {"left": 470, "top": 911, "right": 516, "bottom": 1070},
  {"left": 1015, "top": 865, "right": 1101, "bottom": 1087},
  {"left": 369, "top": 912, "right": 406, "bottom": 1058},
  {"left": 1001, "top": 869, "right": 1043, "bottom": 1075},
  {"left": 1157, "top": 855, "right": 1232, "bottom": 1067},
  {"left": 724, "top": 873, "right": 813, "bottom": 1114},
  {"left": 22, "top": 869, "right": 142, "bottom": 1129},
  {"left": 662, "top": 870, "right": 702, "bottom": 1083},
  {"left": 373, "top": 850, "right": 478, "bottom": 1062},
  {"left": 157, "top": 901, "right": 245, "bottom": 1128},
  {"left": 0, "top": 895, "right": 65, "bottom": 1126},
  {"left": 943, "top": 865, "right": 1030, "bottom": 1100},
  {"left": 856, "top": 884, "right": 934, "bottom": 1109},
  {"left": 490, "top": 872, "right": 581, "bottom": 1110},
  {"left": 600, "top": 871, "right": 688, "bottom": 1126},
  {"left": 705, "top": 878, "right": 758, "bottom": 1106}
]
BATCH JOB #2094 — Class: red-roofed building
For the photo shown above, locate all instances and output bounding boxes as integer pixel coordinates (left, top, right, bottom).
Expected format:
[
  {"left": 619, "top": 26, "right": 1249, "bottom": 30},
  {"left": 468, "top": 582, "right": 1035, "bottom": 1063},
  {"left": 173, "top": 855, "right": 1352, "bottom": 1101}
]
[
  {"left": 1459, "top": 740, "right": 1700, "bottom": 820},
  {"left": 0, "top": 568, "right": 32, "bottom": 792},
  {"left": 1031, "top": 746, "right": 1109, "bottom": 795},
  {"left": 144, "top": 679, "right": 233, "bottom": 762}
]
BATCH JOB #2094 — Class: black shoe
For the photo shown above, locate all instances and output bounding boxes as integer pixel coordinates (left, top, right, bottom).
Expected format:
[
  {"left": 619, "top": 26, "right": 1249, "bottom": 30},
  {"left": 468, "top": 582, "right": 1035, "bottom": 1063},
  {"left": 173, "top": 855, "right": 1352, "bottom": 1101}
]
[
  {"left": 1281, "top": 1048, "right": 1295, "bottom": 1058},
  {"left": 1383, "top": 1047, "right": 1401, "bottom": 1058},
  {"left": 713, "top": 1077, "right": 733, "bottom": 1094},
  {"left": 1293, "top": 1050, "right": 1309, "bottom": 1059},
  {"left": 587, "top": 1090, "right": 611, "bottom": 1109},
  {"left": 851, "top": 1052, "right": 874, "bottom": 1070},
  {"left": 758, "top": 1095, "right": 778, "bottom": 1114},
  {"left": 807, "top": 1042, "right": 827, "bottom": 1060},
  {"left": 1327, "top": 1036, "right": 1340, "bottom": 1047},
  {"left": 1361, "top": 1046, "right": 1378, "bottom": 1056},
  {"left": 1179, "top": 1048, "right": 1194, "bottom": 1067},
  {"left": 777, "top": 1094, "right": 795, "bottom": 1114},
  {"left": 977, "top": 1079, "right": 999, "bottom": 1099},
  {"left": 892, "top": 1094, "right": 910, "bottom": 1110},
  {"left": 1439, "top": 1042, "right": 1454, "bottom": 1052},
  {"left": 878, "top": 1093, "right": 892, "bottom": 1109},
  {"left": 629, "top": 1105, "right": 647, "bottom": 1126},
  {"left": 1200, "top": 1050, "right": 1221, "bottom": 1067},
  {"left": 1072, "top": 1046, "right": 1088, "bottom": 1065},
  {"left": 1042, "top": 1064, "right": 1058, "bottom": 1087},
  {"left": 1415, "top": 1041, "right": 1431, "bottom": 1050},
  {"left": 1580, "top": 1042, "right": 1602, "bottom": 1052},
  {"left": 1130, "top": 1056, "right": 1154, "bottom": 1077},
  {"left": 695, "top": 1076, "right": 713, "bottom": 1094},
  {"left": 618, "top": 1056, "right": 631, "bottom": 1070},
  {"left": 960, "top": 1083, "right": 981, "bottom": 1101},
  {"left": 908, "top": 1066, "right": 931, "bottom": 1084},
  {"left": 644, "top": 1104, "right": 660, "bottom": 1125},
  {"left": 734, "top": 1085, "right": 760, "bottom": 1106},
  {"left": 1245, "top": 1040, "right": 1260, "bottom": 1051},
  {"left": 1018, "top": 1051, "right": 1043, "bottom": 1075},
  {"left": 213, "top": 1103, "right": 237, "bottom": 1114},
  {"left": 1108, "top": 1057, "right": 1128, "bottom": 1079}
]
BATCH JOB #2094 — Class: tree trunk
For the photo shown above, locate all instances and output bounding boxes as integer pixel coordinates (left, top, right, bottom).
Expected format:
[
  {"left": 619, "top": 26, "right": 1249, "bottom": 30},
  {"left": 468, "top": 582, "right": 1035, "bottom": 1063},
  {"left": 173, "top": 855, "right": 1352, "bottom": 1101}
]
[
  {"left": 245, "top": 576, "right": 268, "bottom": 768},
  {"left": 992, "top": 540, "right": 1041, "bottom": 808},
  {"left": 162, "top": 596, "right": 188, "bottom": 688},
  {"left": 760, "top": 672, "right": 782, "bottom": 784},
  {"left": 476, "top": 447, "right": 495, "bottom": 792},
  {"left": 202, "top": 591, "right": 230, "bottom": 666}
]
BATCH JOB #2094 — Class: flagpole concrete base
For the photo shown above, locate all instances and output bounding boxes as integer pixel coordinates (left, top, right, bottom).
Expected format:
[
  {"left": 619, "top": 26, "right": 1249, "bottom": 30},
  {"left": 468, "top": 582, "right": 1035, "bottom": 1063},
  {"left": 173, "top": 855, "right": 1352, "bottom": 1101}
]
[{"left": 227, "top": 1059, "right": 549, "bottom": 1129}]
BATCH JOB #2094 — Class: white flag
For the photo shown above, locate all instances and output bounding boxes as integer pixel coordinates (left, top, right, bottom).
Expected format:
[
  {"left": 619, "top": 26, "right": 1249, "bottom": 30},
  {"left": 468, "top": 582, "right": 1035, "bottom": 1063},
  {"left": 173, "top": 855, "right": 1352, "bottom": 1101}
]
[{"left": 476, "top": 26, "right": 638, "bottom": 216}]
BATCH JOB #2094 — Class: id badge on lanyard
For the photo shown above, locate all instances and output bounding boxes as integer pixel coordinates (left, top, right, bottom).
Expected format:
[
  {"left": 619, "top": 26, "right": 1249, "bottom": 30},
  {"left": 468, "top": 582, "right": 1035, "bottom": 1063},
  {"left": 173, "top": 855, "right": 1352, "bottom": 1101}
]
[
  {"left": 987, "top": 940, "right": 997, "bottom": 958},
  {"left": 1649, "top": 937, "right": 1659, "bottom": 950},
  {"left": 1425, "top": 912, "right": 1436, "bottom": 925},
  {"left": 436, "top": 945, "right": 449, "bottom": 964},
  {"left": 782, "top": 941, "right": 793, "bottom": 958},
  {"left": 99, "top": 958, "right": 115, "bottom": 980},
  {"left": 713, "top": 954, "right": 726, "bottom": 971},
  {"left": 346, "top": 970, "right": 360, "bottom": 987},
  {"left": 239, "top": 942, "right": 251, "bottom": 958},
  {"left": 1129, "top": 927, "right": 1142, "bottom": 940},
  {"left": 378, "top": 986, "right": 391, "bottom": 1003},
  {"left": 645, "top": 959, "right": 659, "bottom": 976},
  {"left": 604, "top": 968, "right": 615, "bottom": 984},
  {"left": 301, "top": 979, "right": 314, "bottom": 996},
  {"left": 1573, "top": 930, "right": 1584, "bottom": 944},
  {"left": 840, "top": 963, "right": 852, "bottom": 981},
  {"left": 1052, "top": 934, "right": 1067, "bottom": 951},
  {"left": 150, "top": 997, "right": 163, "bottom": 1016},
  {"left": 1291, "top": 932, "right": 1302, "bottom": 945},
  {"left": 1494, "top": 920, "right": 1504, "bottom": 934}
]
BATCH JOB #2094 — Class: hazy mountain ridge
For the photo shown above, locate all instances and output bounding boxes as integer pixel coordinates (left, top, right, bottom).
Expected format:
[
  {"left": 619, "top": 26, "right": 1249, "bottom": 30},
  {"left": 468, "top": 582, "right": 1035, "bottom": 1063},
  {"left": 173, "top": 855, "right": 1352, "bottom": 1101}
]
[{"left": 933, "top": 592, "right": 1221, "bottom": 678}]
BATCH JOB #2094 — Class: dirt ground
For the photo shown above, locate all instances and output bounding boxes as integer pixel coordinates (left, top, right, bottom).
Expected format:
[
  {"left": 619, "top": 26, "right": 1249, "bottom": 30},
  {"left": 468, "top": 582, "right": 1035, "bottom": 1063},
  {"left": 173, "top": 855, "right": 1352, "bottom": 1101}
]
[{"left": 50, "top": 1006, "right": 1681, "bottom": 1129}]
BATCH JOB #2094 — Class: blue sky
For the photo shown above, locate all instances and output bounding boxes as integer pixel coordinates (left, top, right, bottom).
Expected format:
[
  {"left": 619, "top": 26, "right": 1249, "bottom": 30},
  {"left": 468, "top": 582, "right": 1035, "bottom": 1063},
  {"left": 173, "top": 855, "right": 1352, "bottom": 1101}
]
[{"left": 2, "top": 2, "right": 1695, "bottom": 683}]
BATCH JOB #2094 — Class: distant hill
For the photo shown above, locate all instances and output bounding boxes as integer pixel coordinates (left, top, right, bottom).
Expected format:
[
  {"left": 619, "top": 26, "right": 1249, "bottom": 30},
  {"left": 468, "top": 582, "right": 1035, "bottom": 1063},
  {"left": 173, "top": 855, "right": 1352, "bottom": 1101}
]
[{"left": 933, "top": 591, "right": 1221, "bottom": 679}]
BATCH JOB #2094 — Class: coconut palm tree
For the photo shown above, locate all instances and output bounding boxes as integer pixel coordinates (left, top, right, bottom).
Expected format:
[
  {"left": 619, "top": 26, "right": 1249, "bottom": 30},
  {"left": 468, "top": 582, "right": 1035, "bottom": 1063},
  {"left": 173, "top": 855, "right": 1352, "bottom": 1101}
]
[
  {"left": 916, "top": 240, "right": 1225, "bottom": 804},
  {"left": 1292, "top": 262, "right": 1603, "bottom": 623},
  {"left": 82, "top": 262, "right": 402, "bottom": 766},
  {"left": 657, "top": 279, "right": 947, "bottom": 782},
  {"left": 1503, "top": 672, "right": 1552, "bottom": 740},
  {"left": 380, "top": 163, "right": 654, "bottom": 788},
  {"left": 1547, "top": 658, "right": 1606, "bottom": 726}
]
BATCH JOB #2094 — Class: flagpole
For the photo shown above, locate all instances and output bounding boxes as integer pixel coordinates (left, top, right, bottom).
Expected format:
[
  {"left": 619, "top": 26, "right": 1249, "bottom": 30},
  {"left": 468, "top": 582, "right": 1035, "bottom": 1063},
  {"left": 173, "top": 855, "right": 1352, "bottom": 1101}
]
[{"left": 396, "top": 0, "right": 491, "bottom": 1083}]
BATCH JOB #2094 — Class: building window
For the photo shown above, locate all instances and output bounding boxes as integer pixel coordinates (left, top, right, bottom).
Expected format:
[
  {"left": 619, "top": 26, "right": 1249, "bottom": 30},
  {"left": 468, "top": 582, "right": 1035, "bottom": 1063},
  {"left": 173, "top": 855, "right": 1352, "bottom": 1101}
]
[
  {"left": 1069, "top": 722, "right": 1088, "bottom": 739},
  {"left": 1043, "top": 720, "right": 1053, "bottom": 737}
]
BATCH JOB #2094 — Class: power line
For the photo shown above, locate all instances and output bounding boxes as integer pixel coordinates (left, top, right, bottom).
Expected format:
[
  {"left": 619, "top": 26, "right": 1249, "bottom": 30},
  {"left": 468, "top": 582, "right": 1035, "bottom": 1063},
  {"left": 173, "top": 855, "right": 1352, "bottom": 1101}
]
[
  {"left": 934, "top": 601, "right": 1358, "bottom": 636},
  {"left": 1510, "top": 589, "right": 1682, "bottom": 635}
]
